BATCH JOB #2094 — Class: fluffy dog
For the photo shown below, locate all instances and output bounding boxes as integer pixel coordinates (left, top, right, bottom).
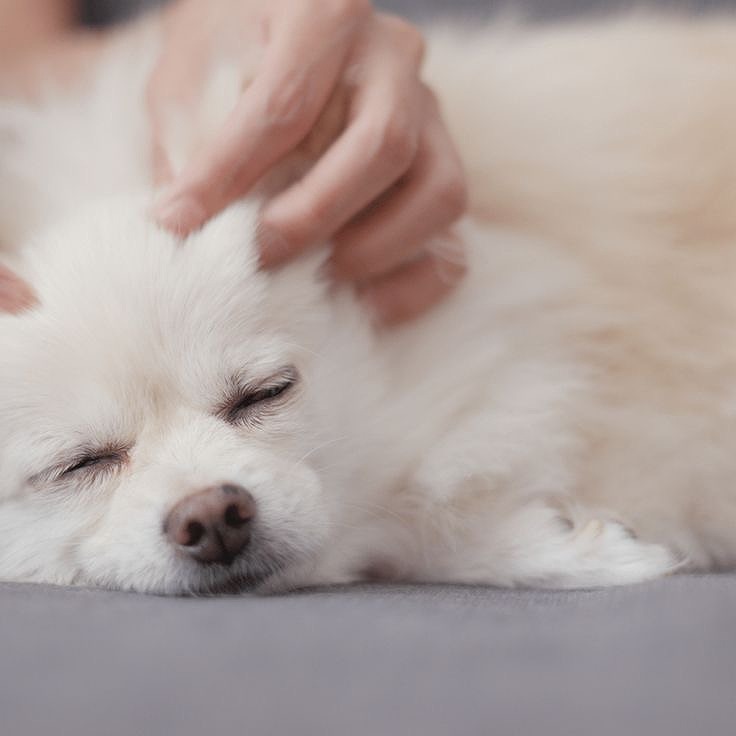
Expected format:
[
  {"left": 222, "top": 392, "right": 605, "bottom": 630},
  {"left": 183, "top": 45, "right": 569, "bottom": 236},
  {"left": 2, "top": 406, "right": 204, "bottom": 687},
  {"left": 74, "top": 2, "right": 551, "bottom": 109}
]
[{"left": 2, "top": 14, "right": 736, "bottom": 594}]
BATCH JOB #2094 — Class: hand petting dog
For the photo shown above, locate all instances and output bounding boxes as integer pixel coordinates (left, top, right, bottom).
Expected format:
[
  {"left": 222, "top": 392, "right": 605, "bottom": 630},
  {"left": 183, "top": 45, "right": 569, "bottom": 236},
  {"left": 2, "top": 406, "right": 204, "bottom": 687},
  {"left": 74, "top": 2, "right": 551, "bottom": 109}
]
[{"left": 149, "top": 0, "right": 468, "bottom": 325}]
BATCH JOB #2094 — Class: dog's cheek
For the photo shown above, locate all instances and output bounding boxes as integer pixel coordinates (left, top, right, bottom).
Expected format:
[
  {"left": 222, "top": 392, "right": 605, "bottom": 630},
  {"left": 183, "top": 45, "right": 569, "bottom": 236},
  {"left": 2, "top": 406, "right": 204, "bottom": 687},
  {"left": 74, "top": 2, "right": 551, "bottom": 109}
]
[{"left": 0, "top": 498, "right": 89, "bottom": 586}]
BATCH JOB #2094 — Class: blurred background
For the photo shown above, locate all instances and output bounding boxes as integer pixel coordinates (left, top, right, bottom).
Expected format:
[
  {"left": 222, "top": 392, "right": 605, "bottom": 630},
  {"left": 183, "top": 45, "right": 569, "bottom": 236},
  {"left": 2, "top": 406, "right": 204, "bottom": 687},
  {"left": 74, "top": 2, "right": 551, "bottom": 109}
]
[{"left": 81, "top": 0, "right": 736, "bottom": 26}]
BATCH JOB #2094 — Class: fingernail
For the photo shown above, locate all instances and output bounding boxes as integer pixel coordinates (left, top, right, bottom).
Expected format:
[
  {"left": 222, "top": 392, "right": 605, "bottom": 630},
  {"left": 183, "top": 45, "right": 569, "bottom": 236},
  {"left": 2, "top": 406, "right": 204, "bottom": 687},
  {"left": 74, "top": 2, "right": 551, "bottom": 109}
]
[
  {"left": 257, "top": 227, "right": 294, "bottom": 269},
  {"left": 153, "top": 194, "right": 207, "bottom": 235},
  {"left": 0, "top": 275, "right": 37, "bottom": 314}
]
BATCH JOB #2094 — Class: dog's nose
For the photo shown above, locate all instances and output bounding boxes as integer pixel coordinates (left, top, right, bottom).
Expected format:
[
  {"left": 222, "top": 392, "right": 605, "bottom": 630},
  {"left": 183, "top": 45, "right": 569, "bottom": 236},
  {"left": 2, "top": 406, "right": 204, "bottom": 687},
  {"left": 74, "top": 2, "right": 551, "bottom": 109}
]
[{"left": 165, "top": 484, "right": 255, "bottom": 565}]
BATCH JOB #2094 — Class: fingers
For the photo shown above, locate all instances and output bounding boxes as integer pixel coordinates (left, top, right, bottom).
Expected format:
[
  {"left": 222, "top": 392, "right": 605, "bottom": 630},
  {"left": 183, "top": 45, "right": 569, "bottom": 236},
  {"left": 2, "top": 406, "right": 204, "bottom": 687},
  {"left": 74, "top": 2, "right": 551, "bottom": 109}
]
[
  {"left": 329, "top": 96, "right": 467, "bottom": 282},
  {"left": 257, "top": 14, "right": 467, "bottom": 326},
  {"left": 154, "top": 0, "right": 369, "bottom": 234},
  {"left": 147, "top": 0, "right": 221, "bottom": 186},
  {"left": 149, "top": 3, "right": 467, "bottom": 327},
  {"left": 259, "top": 14, "right": 427, "bottom": 266},
  {"left": 358, "top": 237, "right": 467, "bottom": 326}
]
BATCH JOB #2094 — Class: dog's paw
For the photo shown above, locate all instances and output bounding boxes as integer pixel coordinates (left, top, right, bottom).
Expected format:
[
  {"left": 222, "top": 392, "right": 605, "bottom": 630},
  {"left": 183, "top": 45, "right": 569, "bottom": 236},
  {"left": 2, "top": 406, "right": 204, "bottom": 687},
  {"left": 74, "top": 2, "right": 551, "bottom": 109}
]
[
  {"left": 549, "top": 516, "right": 682, "bottom": 588},
  {"left": 481, "top": 502, "right": 684, "bottom": 589}
]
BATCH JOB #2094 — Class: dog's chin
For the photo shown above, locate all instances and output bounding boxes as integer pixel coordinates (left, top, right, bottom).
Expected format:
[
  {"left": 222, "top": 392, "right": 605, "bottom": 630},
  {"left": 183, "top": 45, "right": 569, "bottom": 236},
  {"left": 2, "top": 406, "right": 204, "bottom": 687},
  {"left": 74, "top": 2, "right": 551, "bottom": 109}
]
[
  {"left": 173, "top": 542, "right": 314, "bottom": 597},
  {"left": 178, "top": 561, "right": 284, "bottom": 597},
  {"left": 189, "top": 571, "right": 270, "bottom": 597}
]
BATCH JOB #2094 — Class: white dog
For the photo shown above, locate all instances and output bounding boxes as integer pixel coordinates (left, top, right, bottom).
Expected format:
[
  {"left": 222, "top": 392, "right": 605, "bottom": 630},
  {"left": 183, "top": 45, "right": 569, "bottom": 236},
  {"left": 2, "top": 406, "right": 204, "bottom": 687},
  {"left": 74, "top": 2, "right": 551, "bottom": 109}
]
[{"left": 2, "top": 13, "right": 736, "bottom": 594}]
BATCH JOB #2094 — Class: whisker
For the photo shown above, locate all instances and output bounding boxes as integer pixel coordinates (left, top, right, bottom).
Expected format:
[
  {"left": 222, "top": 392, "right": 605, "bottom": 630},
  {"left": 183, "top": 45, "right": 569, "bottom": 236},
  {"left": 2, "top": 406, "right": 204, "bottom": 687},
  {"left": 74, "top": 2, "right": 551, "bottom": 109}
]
[
  {"left": 340, "top": 499, "right": 408, "bottom": 525},
  {"left": 285, "top": 434, "right": 352, "bottom": 477}
]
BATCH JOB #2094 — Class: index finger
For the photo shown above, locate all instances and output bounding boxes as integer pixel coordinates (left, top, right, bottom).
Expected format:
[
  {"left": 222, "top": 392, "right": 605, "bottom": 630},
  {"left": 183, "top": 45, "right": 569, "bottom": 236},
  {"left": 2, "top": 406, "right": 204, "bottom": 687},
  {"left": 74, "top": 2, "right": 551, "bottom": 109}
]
[{"left": 154, "top": 0, "right": 369, "bottom": 235}]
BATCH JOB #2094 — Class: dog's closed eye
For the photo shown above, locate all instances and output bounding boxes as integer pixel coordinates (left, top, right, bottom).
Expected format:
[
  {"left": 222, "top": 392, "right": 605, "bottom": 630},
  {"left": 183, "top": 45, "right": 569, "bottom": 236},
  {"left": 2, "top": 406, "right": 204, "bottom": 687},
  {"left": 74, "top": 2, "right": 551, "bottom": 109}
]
[
  {"left": 221, "top": 366, "right": 299, "bottom": 425},
  {"left": 30, "top": 446, "right": 130, "bottom": 489},
  {"left": 60, "top": 450, "right": 128, "bottom": 478}
]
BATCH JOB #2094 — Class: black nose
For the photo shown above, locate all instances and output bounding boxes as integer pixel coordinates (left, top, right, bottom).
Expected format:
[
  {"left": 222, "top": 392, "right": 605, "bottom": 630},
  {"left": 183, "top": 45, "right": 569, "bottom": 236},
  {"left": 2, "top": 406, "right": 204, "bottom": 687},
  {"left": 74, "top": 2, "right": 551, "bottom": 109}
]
[{"left": 165, "top": 484, "right": 255, "bottom": 565}]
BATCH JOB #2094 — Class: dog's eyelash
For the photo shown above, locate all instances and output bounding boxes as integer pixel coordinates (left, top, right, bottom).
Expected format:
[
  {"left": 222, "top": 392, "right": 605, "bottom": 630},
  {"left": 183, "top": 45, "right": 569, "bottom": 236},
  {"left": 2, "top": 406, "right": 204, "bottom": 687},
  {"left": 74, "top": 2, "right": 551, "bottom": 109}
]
[
  {"left": 62, "top": 453, "right": 122, "bottom": 476},
  {"left": 57, "top": 449, "right": 129, "bottom": 480},
  {"left": 29, "top": 447, "right": 129, "bottom": 490},
  {"left": 222, "top": 366, "right": 299, "bottom": 424}
]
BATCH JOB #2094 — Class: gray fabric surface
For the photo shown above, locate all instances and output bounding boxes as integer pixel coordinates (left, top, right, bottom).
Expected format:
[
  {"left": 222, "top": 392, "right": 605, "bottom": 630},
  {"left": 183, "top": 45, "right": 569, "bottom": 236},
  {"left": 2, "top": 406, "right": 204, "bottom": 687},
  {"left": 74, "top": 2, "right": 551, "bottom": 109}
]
[{"left": 1, "top": 576, "right": 735, "bottom": 736}]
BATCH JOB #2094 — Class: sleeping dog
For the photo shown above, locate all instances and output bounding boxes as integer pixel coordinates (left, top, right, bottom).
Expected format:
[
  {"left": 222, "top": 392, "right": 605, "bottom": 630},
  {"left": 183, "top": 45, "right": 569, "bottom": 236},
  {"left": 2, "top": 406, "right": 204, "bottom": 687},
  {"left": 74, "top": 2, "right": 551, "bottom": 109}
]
[{"left": 2, "top": 14, "right": 736, "bottom": 593}]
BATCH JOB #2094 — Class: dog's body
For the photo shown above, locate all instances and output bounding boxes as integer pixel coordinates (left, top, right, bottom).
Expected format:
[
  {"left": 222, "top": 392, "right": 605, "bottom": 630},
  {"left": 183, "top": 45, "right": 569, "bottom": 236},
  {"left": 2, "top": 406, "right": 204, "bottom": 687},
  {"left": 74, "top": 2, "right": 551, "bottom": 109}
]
[{"left": 2, "top": 14, "right": 736, "bottom": 593}]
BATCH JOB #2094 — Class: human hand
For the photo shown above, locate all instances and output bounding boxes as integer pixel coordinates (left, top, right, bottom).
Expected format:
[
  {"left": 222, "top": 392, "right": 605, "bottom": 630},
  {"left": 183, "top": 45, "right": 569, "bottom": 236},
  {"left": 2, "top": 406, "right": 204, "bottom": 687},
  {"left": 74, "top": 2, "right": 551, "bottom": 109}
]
[{"left": 150, "top": 0, "right": 467, "bottom": 325}]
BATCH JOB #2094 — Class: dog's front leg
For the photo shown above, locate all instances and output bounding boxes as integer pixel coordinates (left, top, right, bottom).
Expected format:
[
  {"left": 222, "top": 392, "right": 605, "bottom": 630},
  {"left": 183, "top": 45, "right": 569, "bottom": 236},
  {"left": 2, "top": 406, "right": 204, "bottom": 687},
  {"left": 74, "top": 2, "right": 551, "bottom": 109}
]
[{"left": 413, "top": 492, "right": 681, "bottom": 590}]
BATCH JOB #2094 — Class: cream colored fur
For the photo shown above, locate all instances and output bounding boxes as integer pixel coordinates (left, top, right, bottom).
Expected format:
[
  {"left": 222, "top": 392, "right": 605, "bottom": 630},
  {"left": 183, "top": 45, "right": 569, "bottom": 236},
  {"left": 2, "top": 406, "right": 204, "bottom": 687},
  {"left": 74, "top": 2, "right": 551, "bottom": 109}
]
[{"left": 1, "top": 14, "right": 736, "bottom": 593}]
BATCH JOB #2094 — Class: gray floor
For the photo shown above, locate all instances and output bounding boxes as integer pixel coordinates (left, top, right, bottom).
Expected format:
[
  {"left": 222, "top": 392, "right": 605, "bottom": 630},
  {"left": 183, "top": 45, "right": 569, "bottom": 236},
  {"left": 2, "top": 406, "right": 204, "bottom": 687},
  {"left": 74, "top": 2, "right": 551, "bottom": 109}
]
[{"left": 2, "top": 576, "right": 735, "bottom": 736}]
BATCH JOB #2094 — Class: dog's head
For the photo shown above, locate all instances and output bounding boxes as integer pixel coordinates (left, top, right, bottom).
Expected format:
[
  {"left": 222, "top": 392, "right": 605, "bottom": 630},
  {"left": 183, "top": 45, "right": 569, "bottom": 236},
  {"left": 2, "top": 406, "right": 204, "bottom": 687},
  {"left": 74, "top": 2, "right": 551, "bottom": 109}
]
[{"left": 0, "top": 197, "right": 353, "bottom": 594}]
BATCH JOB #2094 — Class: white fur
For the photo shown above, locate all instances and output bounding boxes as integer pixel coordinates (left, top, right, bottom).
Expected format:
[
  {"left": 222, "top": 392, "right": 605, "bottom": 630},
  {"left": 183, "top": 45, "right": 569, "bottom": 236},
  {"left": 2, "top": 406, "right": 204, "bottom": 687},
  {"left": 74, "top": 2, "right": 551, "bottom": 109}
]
[{"left": 2, "top": 13, "right": 736, "bottom": 594}]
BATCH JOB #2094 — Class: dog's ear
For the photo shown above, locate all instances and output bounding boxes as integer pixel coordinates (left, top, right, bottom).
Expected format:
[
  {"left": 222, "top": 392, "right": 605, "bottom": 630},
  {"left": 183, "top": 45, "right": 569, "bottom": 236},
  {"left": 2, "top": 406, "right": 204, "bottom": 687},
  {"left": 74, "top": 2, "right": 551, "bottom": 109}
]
[{"left": 0, "top": 263, "right": 37, "bottom": 314}]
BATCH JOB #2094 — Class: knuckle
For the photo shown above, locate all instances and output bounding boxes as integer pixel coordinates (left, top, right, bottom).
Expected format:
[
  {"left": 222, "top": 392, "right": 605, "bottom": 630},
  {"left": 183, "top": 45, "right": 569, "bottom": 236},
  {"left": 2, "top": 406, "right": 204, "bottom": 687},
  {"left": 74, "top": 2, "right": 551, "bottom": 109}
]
[
  {"left": 381, "top": 14, "right": 426, "bottom": 64},
  {"left": 291, "top": 192, "right": 331, "bottom": 240},
  {"left": 262, "top": 72, "right": 311, "bottom": 131},
  {"left": 322, "top": 0, "right": 371, "bottom": 23},
  {"left": 373, "top": 113, "right": 418, "bottom": 170},
  {"left": 421, "top": 83, "right": 440, "bottom": 114},
  {"left": 430, "top": 245, "right": 467, "bottom": 287},
  {"left": 438, "top": 172, "right": 469, "bottom": 220}
]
